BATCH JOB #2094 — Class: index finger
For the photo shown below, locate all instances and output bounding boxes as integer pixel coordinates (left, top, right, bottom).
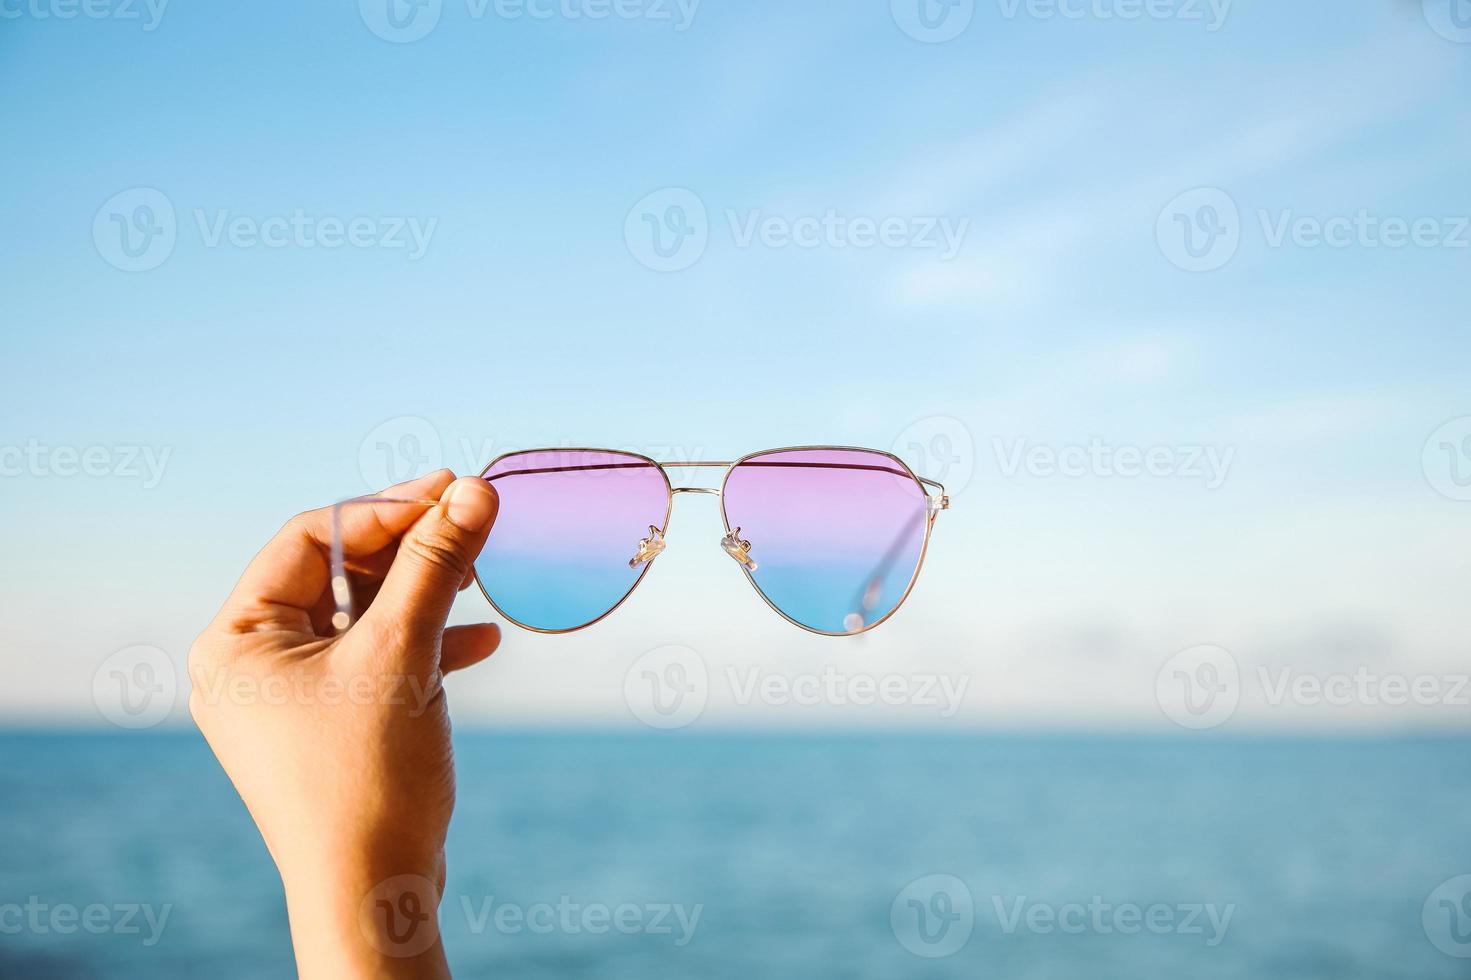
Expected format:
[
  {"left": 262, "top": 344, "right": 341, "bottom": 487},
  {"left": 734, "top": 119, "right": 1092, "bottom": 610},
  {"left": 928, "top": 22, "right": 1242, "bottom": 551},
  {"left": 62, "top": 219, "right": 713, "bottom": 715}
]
[{"left": 219, "top": 470, "right": 457, "bottom": 632}]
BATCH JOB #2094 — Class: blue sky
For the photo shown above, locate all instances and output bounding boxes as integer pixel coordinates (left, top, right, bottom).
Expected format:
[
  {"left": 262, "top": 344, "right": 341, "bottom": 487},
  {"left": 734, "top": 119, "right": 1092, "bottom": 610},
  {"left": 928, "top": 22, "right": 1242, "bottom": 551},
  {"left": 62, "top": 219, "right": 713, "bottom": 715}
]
[{"left": 2, "top": 0, "right": 1469, "bottom": 730}]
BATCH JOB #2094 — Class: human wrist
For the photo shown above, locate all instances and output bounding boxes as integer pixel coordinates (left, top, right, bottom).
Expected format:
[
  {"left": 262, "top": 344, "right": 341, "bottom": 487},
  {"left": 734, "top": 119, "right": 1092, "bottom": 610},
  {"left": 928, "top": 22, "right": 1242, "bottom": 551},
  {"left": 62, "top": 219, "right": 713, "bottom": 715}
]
[{"left": 281, "top": 848, "right": 450, "bottom": 980}]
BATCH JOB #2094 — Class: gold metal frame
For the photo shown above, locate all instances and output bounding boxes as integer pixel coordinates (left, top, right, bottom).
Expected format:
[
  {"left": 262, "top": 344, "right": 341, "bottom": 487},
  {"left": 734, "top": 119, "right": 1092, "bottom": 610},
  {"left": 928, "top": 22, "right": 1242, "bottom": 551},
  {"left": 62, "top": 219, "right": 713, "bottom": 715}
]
[{"left": 470, "top": 445, "right": 949, "bottom": 637}]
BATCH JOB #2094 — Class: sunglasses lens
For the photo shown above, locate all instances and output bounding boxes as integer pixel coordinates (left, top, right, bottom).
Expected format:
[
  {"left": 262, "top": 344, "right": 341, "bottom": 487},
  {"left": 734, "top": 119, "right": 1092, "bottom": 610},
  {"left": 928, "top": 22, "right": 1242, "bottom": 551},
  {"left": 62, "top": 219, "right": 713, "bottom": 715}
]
[
  {"left": 476, "top": 450, "right": 670, "bottom": 631},
  {"left": 721, "top": 449, "right": 931, "bottom": 634}
]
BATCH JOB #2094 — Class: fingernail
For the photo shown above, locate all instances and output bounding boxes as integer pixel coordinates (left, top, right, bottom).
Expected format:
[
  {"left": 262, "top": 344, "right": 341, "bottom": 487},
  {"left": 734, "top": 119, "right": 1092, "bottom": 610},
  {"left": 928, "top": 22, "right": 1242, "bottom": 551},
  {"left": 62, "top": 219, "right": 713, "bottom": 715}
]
[{"left": 446, "top": 478, "right": 497, "bottom": 531}]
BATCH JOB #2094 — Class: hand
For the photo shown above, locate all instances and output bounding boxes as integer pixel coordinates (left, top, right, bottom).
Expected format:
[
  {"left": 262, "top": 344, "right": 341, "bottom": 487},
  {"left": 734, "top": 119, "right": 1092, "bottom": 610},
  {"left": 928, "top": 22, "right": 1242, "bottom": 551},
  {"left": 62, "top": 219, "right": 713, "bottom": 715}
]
[{"left": 188, "top": 470, "right": 500, "bottom": 979}]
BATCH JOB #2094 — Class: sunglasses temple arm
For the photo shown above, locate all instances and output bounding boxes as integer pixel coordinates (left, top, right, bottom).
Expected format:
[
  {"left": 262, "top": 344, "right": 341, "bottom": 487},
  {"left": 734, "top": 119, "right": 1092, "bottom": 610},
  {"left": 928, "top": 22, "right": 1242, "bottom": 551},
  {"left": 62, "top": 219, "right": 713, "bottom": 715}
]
[
  {"left": 918, "top": 476, "right": 950, "bottom": 510},
  {"left": 846, "top": 507, "right": 935, "bottom": 627},
  {"left": 329, "top": 495, "right": 443, "bottom": 634}
]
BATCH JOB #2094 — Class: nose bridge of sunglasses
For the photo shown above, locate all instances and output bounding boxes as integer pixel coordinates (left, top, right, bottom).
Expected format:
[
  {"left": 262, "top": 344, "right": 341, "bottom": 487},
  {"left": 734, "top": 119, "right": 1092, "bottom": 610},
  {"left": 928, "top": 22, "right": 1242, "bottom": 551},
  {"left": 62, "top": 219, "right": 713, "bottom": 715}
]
[
  {"left": 662, "top": 459, "right": 727, "bottom": 499},
  {"left": 626, "top": 473, "right": 727, "bottom": 568}
]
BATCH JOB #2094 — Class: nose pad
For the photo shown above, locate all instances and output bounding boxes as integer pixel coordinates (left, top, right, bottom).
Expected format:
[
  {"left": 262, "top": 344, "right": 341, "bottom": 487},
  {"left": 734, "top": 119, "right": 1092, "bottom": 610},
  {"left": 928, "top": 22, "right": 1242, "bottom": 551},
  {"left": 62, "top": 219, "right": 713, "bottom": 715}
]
[
  {"left": 721, "top": 527, "right": 757, "bottom": 572},
  {"left": 628, "top": 525, "right": 666, "bottom": 569}
]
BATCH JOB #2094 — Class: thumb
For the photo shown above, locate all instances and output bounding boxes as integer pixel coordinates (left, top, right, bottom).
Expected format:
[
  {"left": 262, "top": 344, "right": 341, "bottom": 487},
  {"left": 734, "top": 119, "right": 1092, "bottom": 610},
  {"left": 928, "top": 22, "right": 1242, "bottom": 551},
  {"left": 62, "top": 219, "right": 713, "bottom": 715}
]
[{"left": 358, "top": 476, "right": 499, "bottom": 654}]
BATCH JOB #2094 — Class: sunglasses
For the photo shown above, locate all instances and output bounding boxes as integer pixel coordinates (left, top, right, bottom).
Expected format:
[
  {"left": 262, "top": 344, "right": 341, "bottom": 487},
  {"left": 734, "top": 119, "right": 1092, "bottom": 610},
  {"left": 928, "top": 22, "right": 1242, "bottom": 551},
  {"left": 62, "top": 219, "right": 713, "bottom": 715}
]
[{"left": 332, "top": 446, "right": 949, "bottom": 636}]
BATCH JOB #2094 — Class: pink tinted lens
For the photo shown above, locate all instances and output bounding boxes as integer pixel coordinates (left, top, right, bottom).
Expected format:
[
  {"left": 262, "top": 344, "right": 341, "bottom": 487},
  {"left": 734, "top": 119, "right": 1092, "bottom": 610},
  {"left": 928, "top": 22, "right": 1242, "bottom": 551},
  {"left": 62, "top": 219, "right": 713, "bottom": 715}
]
[
  {"left": 476, "top": 450, "right": 670, "bottom": 631},
  {"left": 721, "top": 449, "right": 930, "bottom": 634}
]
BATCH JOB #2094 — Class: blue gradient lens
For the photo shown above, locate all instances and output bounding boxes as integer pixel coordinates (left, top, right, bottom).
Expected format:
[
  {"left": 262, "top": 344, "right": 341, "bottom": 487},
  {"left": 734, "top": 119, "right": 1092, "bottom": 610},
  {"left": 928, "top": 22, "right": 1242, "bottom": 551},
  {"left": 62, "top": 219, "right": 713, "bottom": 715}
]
[
  {"left": 720, "top": 449, "right": 930, "bottom": 634},
  {"left": 474, "top": 450, "right": 671, "bottom": 631}
]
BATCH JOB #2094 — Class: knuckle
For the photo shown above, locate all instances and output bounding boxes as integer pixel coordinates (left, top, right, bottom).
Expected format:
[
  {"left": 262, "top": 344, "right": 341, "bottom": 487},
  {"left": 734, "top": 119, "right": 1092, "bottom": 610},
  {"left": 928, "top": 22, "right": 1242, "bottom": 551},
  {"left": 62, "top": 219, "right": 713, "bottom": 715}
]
[
  {"left": 281, "top": 510, "right": 315, "bottom": 537},
  {"left": 187, "top": 690, "right": 207, "bottom": 727},
  {"left": 278, "top": 511, "right": 326, "bottom": 550},
  {"left": 404, "top": 530, "right": 470, "bottom": 579},
  {"left": 185, "top": 641, "right": 222, "bottom": 712},
  {"left": 185, "top": 636, "right": 215, "bottom": 675}
]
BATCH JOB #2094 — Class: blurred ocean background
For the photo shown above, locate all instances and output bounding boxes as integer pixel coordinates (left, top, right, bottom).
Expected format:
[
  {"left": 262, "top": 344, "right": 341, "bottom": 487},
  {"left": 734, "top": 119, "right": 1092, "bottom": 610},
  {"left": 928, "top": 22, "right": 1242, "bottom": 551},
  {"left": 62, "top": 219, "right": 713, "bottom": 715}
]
[{"left": 2, "top": 731, "right": 1467, "bottom": 979}]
